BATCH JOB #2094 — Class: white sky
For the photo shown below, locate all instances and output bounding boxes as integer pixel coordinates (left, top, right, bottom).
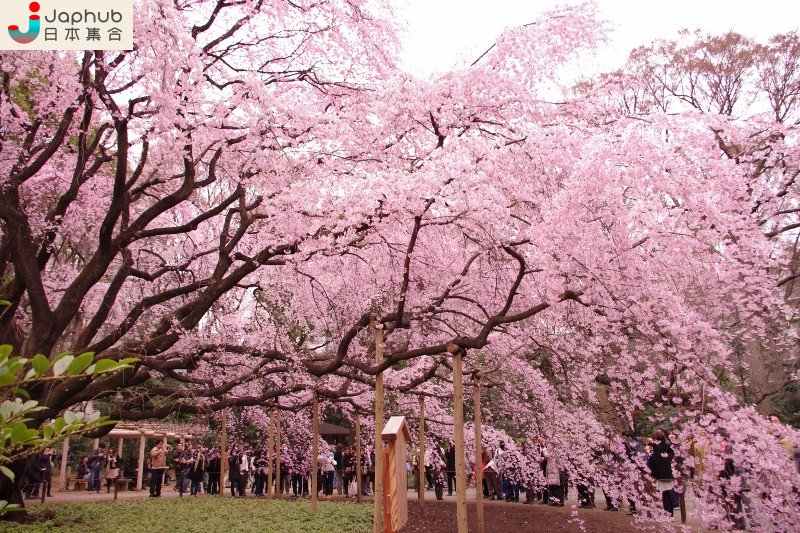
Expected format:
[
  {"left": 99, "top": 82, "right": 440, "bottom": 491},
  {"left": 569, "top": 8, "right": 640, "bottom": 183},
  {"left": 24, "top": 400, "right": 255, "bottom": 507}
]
[{"left": 399, "top": 0, "right": 800, "bottom": 77}]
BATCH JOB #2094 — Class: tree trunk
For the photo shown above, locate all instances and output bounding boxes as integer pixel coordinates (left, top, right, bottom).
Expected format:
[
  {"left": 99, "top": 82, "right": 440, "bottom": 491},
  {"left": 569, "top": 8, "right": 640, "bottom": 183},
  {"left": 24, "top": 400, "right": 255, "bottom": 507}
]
[{"left": 0, "top": 458, "right": 29, "bottom": 516}]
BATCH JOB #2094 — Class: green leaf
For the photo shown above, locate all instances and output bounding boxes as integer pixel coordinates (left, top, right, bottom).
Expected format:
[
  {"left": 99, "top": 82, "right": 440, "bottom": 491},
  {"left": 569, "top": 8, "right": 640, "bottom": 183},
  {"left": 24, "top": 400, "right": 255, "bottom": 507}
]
[
  {"left": 42, "top": 425, "right": 54, "bottom": 439},
  {"left": 0, "top": 375, "right": 15, "bottom": 387},
  {"left": 91, "top": 359, "right": 121, "bottom": 373},
  {"left": 0, "top": 345, "right": 12, "bottom": 359},
  {"left": 11, "top": 387, "right": 30, "bottom": 400},
  {"left": 0, "top": 466, "right": 14, "bottom": 482},
  {"left": 9, "top": 422, "right": 36, "bottom": 444},
  {"left": 53, "top": 418, "right": 65, "bottom": 434},
  {"left": 52, "top": 355, "right": 74, "bottom": 376},
  {"left": 31, "top": 354, "right": 49, "bottom": 377},
  {"left": 67, "top": 352, "right": 94, "bottom": 375},
  {"left": 0, "top": 300, "right": 11, "bottom": 306}
]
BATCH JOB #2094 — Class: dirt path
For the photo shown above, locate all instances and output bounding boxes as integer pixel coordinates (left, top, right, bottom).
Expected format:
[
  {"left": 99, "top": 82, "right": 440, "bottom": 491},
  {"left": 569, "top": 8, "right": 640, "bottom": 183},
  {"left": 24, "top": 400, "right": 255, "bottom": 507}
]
[{"left": 401, "top": 499, "right": 640, "bottom": 533}]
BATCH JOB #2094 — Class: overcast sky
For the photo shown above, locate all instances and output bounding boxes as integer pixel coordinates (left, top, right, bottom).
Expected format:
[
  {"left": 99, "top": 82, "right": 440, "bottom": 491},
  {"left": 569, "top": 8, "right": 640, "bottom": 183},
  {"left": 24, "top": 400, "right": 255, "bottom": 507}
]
[{"left": 398, "top": 0, "right": 800, "bottom": 77}]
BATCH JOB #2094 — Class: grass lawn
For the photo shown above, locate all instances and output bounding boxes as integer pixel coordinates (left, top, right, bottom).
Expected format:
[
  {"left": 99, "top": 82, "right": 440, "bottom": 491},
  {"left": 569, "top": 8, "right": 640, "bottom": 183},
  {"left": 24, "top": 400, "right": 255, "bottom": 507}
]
[{"left": 0, "top": 497, "right": 373, "bottom": 533}]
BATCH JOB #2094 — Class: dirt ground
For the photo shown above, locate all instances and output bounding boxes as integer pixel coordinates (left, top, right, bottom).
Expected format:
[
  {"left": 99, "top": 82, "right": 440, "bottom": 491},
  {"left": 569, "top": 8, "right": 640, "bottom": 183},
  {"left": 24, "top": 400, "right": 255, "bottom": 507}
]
[{"left": 400, "top": 499, "right": 639, "bottom": 533}]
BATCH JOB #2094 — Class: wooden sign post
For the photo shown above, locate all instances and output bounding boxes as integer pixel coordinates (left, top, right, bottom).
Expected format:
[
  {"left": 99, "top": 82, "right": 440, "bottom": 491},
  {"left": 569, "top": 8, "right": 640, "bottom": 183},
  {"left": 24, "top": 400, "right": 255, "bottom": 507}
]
[{"left": 382, "top": 416, "right": 411, "bottom": 533}]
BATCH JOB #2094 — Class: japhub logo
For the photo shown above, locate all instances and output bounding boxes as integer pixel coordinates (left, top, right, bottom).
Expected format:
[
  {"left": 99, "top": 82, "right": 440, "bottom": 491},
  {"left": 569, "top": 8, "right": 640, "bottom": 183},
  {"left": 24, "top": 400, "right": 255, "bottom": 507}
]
[
  {"left": 2, "top": 0, "right": 132, "bottom": 51},
  {"left": 8, "top": 2, "right": 41, "bottom": 45}
]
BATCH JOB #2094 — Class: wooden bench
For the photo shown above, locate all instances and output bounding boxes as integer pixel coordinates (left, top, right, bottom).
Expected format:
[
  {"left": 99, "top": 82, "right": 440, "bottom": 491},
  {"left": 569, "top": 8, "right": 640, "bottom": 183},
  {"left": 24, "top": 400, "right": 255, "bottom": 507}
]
[
  {"left": 113, "top": 477, "right": 132, "bottom": 500},
  {"left": 66, "top": 478, "right": 88, "bottom": 491}
]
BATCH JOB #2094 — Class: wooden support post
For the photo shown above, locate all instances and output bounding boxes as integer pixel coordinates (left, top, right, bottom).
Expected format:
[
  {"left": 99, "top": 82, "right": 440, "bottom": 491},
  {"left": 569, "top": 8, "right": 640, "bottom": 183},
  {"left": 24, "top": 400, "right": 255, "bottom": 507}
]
[
  {"left": 267, "top": 409, "right": 275, "bottom": 498},
  {"left": 679, "top": 482, "right": 687, "bottom": 524},
  {"left": 311, "top": 393, "right": 319, "bottom": 515},
  {"left": 356, "top": 409, "right": 363, "bottom": 504},
  {"left": 373, "top": 314, "right": 385, "bottom": 533},
  {"left": 118, "top": 437, "right": 124, "bottom": 459},
  {"left": 276, "top": 408, "right": 282, "bottom": 497},
  {"left": 474, "top": 378, "right": 484, "bottom": 533},
  {"left": 418, "top": 395, "right": 425, "bottom": 504},
  {"left": 220, "top": 410, "right": 228, "bottom": 498},
  {"left": 136, "top": 435, "right": 146, "bottom": 491},
  {"left": 452, "top": 347, "right": 468, "bottom": 533},
  {"left": 92, "top": 438, "right": 99, "bottom": 450},
  {"left": 59, "top": 436, "right": 69, "bottom": 491}
]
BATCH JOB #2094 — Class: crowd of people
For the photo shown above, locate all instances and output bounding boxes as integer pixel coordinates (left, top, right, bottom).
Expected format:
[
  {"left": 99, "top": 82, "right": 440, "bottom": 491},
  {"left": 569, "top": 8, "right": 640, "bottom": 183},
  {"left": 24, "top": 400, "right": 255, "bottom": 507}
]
[
  {"left": 23, "top": 417, "right": 798, "bottom": 531},
  {"left": 144, "top": 440, "right": 378, "bottom": 499}
]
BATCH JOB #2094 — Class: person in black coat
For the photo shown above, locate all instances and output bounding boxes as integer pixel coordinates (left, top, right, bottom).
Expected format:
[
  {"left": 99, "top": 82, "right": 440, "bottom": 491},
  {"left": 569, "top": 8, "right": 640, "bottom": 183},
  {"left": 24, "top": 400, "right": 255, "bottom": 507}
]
[
  {"left": 252, "top": 453, "right": 267, "bottom": 496},
  {"left": 207, "top": 450, "right": 221, "bottom": 495},
  {"left": 228, "top": 448, "right": 243, "bottom": 496},
  {"left": 445, "top": 443, "right": 456, "bottom": 496},
  {"left": 23, "top": 454, "right": 44, "bottom": 499},
  {"left": 76, "top": 456, "right": 90, "bottom": 480},
  {"left": 190, "top": 448, "right": 206, "bottom": 496},
  {"left": 648, "top": 429, "right": 679, "bottom": 515},
  {"left": 41, "top": 447, "right": 54, "bottom": 497}
]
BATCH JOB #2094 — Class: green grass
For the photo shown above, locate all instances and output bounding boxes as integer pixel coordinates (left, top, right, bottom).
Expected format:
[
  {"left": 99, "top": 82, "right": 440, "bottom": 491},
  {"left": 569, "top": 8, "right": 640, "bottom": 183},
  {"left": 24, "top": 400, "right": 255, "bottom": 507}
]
[{"left": 0, "top": 498, "right": 374, "bottom": 533}]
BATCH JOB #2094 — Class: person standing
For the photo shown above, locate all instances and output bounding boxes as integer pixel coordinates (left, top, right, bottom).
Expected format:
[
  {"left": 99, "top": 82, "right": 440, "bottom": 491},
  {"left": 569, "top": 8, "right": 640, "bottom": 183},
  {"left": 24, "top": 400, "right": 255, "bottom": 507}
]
[
  {"left": 321, "top": 446, "right": 336, "bottom": 496},
  {"left": 149, "top": 441, "right": 169, "bottom": 498},
  {"left": 76, "top": 456, "right": 90, "bottom": 481},
  {"left": 190, "top": 447, "right": 206, "bottom": 496},
  {"left": 333, "top": 443, "right": 343, "bottom": 495},
  {"left": 291, "top": 450, "right": 304, "bottom": 496},
  {"left": 104, "top": 447, "right": 121, "bottom": 493},
  {"left": 430, "top": 443, "right": 446, "bottom": 500},
  {"left": 361, "top": 447, "right": 372, "bottom": 496},
  {"left": 445, "top": 442, "right": 456, "bottom": 496},
  {"left": 252, "top": 452, "right": 266, "bottom": 496},
  {"left": 424, "top": 445, "right": 433, "bottom": 490},
  {"left": 648, "top": 429, "right": 679, "bottom": 516},
  {"left": 546, "top": 451, "right": 564, "bottom": 506},
  {"left": 228, "top": 447, "right": 243, "bottom": 497},
  {"left": 623, "top": 430, "right": 645, "bottom": 514},
  {"left": 484, "top": 450, "right": 501, "bottom": 500},
  {"left": 41, "top": 447, "right": 54, "bottom": 497},
  {"left": 23, "top": 453, "right": 44, "bottom": 499},
  {"left": 88, "top": 443, "right": 106, "bottom": 492},
  {"left": 207, "top": 448, "right": 221, "bottom": 495},
  {"left": 172, "top": 443, "right": 191, "bottom": 495},
  {"left": 239, "top": 448, "right": 250, "bottom": 496},
  {"left": 342, "top": 446, "right": 355, "bottom": 497}
]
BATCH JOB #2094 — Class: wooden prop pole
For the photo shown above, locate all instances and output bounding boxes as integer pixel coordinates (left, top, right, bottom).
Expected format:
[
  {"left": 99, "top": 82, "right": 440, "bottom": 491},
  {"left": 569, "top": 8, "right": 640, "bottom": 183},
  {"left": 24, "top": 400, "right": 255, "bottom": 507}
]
[
  {"left": 418, "top": 395, "right": 425, "bottom": 504},
  {"left": 356, "top": 409, "right": 363, "bottom": 503},
  {"left": 474, "top": 378, "right": 484, "bottom": 533},
  {"left": 452, "top": 346, "right": 468, "bottom": 533},
  {"left": 267, "top": 408, "right": 275, "bottom": 498},
  {"left": 136, "top": 435, "right": 146, "bottom": 491},
  {"left": 276, "top": 409, "right": 282, "bottom": 496},
  {"left": 373, "top": 314, "right": 385, "bottom": 533},
  {"left": 220, "top": 410, "right": 228, "bottom": 498},
  {"left": 59, "top": 436, "right": 69, "bottom": 491},
  {"left": 311, "top": 393, "right": 319, "bottom": 515},
  {"left": 679, "top": 481, "right": 687, "bottom": 524}
]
